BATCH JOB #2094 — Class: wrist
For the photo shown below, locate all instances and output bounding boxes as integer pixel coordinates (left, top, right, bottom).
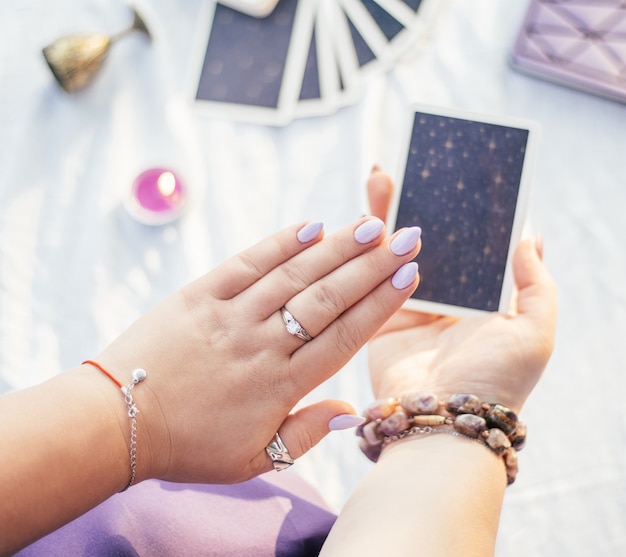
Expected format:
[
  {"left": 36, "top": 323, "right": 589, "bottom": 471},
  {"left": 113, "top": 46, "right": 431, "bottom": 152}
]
[
  {"left": 380, "top": 428, "right": 507, "bottom": 479},
  {"left": 322, "top": 430, "right": 506, "bottom": 556},
  {"left": 80, "top": 361, "right": 152, "bottom": 489}
]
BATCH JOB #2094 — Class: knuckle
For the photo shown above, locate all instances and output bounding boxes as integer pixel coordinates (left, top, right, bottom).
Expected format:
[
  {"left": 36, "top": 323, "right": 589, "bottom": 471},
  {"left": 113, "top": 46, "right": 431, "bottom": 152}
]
[
  {"left": 238, "top": 252, "right": 264, "bottom": 281},
  {"left": 281, "top": 263, "right": 310, "bottom": 293},
  {"left": 313, "top": 280, "right": 348, "bottom": 318},
  {"left": 247, "top": 358, "right": 300, "bottom": 408},
  {"left": 293, "top": 426, "right": 317, "bottom": 457},
  {"left": 248, "top": 452, "right": 273, "bottom": 479},
  {"left": 331, "top": 318, "right": 361, "bottom": 357}
]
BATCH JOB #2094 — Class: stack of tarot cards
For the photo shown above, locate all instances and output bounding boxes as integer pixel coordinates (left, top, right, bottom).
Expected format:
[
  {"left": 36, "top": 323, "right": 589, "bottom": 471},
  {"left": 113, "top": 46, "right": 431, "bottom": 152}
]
[{"left": 191, "top": 0, "right": 436, "bottom": 125}]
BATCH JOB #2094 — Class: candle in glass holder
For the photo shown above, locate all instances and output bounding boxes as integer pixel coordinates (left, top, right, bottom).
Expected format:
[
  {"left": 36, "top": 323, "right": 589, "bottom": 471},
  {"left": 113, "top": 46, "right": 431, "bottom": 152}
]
[{"left": 125, "top": 168, "right": 186, "bottom": 225}]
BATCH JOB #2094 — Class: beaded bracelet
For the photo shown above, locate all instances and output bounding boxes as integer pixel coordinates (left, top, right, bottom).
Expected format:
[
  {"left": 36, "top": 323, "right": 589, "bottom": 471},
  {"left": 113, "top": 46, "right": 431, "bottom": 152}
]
[
  {"left": 356, "top": 393, "right": 526, "bottom": 485},
  {"left": 83, "top": 360, "right": 147, "bottom": 491}
]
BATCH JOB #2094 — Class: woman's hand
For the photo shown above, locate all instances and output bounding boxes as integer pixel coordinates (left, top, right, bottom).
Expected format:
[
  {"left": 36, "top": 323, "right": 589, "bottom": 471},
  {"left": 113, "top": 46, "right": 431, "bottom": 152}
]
[
  {"left": 366, "top": 169, "right": 558, "bottom": 413},
  {"left": 93, "top": 215, "right": 422, "bottom": 484},
  {"left": 321, "top": 170, "right": 558, "bottom": 557}
]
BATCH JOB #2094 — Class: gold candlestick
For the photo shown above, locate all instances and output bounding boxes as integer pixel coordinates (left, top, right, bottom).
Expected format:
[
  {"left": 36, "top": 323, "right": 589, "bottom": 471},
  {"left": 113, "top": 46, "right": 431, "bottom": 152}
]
[{"left": 42, "top": 6, "right": 151, "bottom": 93}]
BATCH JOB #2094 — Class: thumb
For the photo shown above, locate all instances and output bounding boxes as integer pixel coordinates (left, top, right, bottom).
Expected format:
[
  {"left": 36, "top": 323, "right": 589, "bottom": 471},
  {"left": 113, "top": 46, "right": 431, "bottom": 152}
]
[
  {"left": 278, "top": 400, "right": 364, "bottom": 461},
  {"left": 367, "top": 167, "right": 394, "bottom": 221},
  {"left": 511, "top": 237, "right": 558, "bottom": 361},
  {"left": 513, "top": 237, "right": 558, "bottom": 320}
]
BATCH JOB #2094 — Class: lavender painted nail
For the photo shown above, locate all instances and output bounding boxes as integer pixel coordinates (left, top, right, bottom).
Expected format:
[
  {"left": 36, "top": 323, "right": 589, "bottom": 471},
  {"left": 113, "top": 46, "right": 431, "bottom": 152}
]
[
  {"left": 354, "top": 218, "right": 384, "bottom": 244},
  {"left": 328, "top": 414, "right": 366, "bottom": 431},
  {"left": 297, "top": 221, "right": 324, "bottom": 243},
  {"left": 392, "top": 262, "right": 419, "bottom": 290},
  {"left": 390, "top": 227, "right": 422, "bottom": 256}
]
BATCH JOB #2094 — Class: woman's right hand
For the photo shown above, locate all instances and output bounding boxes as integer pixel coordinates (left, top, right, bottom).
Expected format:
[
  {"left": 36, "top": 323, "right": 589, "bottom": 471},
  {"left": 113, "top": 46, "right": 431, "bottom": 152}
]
[{"left": 92, "top": 214, "right": 421, "bottom": 486}]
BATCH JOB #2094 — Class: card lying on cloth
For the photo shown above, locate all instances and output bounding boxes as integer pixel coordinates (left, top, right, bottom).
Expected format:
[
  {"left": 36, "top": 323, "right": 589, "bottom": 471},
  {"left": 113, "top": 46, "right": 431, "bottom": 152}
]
[{"left": 191, "top": 0, "right": 436, "bottom": 124}]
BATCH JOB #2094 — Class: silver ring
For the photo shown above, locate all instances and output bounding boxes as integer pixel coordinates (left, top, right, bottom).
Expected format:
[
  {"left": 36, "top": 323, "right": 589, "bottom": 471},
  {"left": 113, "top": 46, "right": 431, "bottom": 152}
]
[
  {"left": 280, "top": 306, "right": 313, "bottom": 342},
  {"left": 265, "top": 432, "right": 295, "bottom": 471}
]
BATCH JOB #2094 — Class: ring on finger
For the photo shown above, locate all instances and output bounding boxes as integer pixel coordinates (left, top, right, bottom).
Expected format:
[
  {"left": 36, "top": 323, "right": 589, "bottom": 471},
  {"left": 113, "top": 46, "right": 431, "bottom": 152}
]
[
  {"left": 280, "top": 306, "right": 313, "bottom": 342},
  {"left": 265, "top": 431, "right": 295, "bottom": 471}
]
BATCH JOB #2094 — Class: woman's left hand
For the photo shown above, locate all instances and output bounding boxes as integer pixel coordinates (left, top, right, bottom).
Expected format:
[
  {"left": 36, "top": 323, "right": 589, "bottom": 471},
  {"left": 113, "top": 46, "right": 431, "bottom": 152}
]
[{"left": 366, "top": 169, "right": 558, "bottom": 414}]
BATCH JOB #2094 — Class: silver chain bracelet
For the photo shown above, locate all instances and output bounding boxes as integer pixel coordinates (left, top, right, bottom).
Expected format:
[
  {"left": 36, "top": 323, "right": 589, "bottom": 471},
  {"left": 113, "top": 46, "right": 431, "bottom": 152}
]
[
  {"left": 121, "top": 368, "right": 147, "bottom": 490},
  {"left": 82, "top": 360, "right": 148, "bottom": 491}
]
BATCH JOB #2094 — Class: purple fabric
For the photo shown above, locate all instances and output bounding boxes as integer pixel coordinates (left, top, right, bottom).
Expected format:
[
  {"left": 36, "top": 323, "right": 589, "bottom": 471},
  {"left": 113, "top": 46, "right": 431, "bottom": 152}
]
[{"left": 17, "top": 472, "right": 336, "bottom": 556}]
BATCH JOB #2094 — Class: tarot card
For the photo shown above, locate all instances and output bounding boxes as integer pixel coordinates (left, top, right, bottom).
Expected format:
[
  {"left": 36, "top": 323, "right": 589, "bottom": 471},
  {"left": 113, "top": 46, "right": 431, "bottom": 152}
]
[
  {"left": 387, "top": 105, "right": 537, "bottom": 317},
  {"left": 339, "top": 0, "right": 398, "bottom": 68},
  {"left": 339, "top": 0, "right": 425, "bottom": 72},
  {"left": 369, "top": 0, "right": 438, "bottom": 58},
  {"left": 192, "top": 0, "right": 315, "bottom": 125},
  {"left": 317, "top": 0, "right": 364, "bottom": 95},
  {"left": 509, "top": 0, "right": 626, "bottom": 104},
  {"left": 310, "top": 3, "right": 342, "bottom": 105},
  {"left": 294, "top": 0, "right": 342, "bottom": 118}
]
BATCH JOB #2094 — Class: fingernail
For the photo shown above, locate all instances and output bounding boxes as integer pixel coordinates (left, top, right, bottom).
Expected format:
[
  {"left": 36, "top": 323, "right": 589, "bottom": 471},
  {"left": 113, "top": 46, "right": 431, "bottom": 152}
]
[
  {"left": 328, "top": 414, "right": 366, "bottom": 431},
  {"left": 297, "top": 222, "right": 324, "bottom": 243},
  {"left": 392, "top": 262, "right": 419, "bottom": 290},
  {"left": 390, "top": 227, "right": 422, "bottom": 256},
  {"left": 535, "top": 234, "right": 544, "bottom": 261},
  {"left": 354, "top": 218, "right": 385, "bottom": 244},
  {"left": 371, "top": 163, "right": 382, "bottom": 174}
]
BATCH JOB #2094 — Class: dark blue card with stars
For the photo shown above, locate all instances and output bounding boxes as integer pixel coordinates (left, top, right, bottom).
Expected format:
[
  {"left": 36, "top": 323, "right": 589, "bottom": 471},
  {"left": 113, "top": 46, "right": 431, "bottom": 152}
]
[{"left": 389, "top": 106, "right": 536, "bottom": 317}]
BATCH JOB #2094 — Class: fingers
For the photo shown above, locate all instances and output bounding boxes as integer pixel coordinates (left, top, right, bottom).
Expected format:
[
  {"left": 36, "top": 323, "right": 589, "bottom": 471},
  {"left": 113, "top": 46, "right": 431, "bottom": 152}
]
[
  {"left": 238, "top": 216, "right": 388, "bottom": 319},
  {"left": 203, "top": 221, "right": 325, "bottom": 300},
  {"left": 365, "top": 167, "right": 443, "bottom": 335},
  {"left": 512, "top": 237, "right": 558, "bottom": 358},
  {"left": 291, "top": 256, "right": 420, "bottom": 390},
  {"left": 277, "top": 227, "right": 422, "bottom": 348},
  {"left": 367, "top": 166, "right": 394, "bottom": 221},
  {"left": 513, "top": 237, "right": 558, "bottom": 321}
]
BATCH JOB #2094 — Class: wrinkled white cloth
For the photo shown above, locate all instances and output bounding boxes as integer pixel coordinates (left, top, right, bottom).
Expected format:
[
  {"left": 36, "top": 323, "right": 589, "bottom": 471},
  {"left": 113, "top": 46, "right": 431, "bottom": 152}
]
[{"left": 1, "top": 1, "right": 625, "bottom": 555}]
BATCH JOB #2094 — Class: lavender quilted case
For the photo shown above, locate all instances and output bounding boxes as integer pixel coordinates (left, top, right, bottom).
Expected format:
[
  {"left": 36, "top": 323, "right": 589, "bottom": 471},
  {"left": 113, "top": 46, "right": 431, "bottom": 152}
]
[{"left": 510, "top": 0, "right": 626, "bottom": 103}]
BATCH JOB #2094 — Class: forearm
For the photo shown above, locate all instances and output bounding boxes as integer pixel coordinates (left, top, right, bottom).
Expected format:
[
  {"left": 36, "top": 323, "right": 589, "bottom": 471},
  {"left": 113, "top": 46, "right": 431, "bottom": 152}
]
[
  {"left": 321, "top": 434, "right": 507, "bottom": 556},
  {"left": 0, "top": 365, "right": 131, "bottom": 555}
]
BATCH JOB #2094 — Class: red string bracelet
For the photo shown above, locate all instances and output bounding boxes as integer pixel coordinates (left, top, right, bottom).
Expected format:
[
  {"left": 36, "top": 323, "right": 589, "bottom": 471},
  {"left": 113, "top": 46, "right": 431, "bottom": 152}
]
[
  {"left": 83, "top": 359, "right": 123, "bottom": 388},
  {"left": 82, "top": 359, "right": 147, "bottom": 490}
]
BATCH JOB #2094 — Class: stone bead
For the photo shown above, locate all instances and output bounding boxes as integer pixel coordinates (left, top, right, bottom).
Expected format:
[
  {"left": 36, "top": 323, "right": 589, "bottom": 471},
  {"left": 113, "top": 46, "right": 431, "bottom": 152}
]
[
  {"left": 510, "top": 422, "right": 527, "bottom": 451},
  {"left": 366, "top": 398, "right": 397, "bottom": 421},
  {"left": 484, "top": 404, "right": 518, "bottom": 436},
  {"left": 485, "top": 428, "right": 512, "bottom": 455},
  {"left": 412, "top": 414, "right": 447, "bottom": 426},
  {"left": 445, "top": 393, "right": 482, "bottom": 415},
  {"left": 400, "top": 392, "right": 439, "bottom": 415},
  {"left": 359, "top": 437, "right": 382, "bottom": 462},
  {"left": 503, "top": 448, "right": 519, "bottom": 485},
  {"left": 362, "top": 421, "right": 383, "bottom": 446},
  {"left": 379, "top": 411, "right": 410, "bottom": 436},
  {"left": 453, "top": 413, "right": 487, "bottom": 438}
]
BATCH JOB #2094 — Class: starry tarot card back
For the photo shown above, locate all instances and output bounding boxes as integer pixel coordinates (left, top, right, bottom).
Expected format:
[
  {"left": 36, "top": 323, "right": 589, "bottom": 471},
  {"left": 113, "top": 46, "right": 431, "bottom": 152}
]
[{"left": 388, "top": 106, "right": 537, "bottom": 317}]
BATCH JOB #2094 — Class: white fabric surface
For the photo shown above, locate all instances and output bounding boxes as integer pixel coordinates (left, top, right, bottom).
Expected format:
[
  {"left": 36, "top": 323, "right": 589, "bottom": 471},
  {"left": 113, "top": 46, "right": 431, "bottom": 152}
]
[{"left": 1, "top": 0, "right": 625, "bottom": 555}]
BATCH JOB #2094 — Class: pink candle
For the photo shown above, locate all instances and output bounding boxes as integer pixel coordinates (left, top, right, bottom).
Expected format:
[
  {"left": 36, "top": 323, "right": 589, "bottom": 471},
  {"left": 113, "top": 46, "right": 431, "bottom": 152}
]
[{"left": 126, "top": 168, "right": 186, "bottom": 225}]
